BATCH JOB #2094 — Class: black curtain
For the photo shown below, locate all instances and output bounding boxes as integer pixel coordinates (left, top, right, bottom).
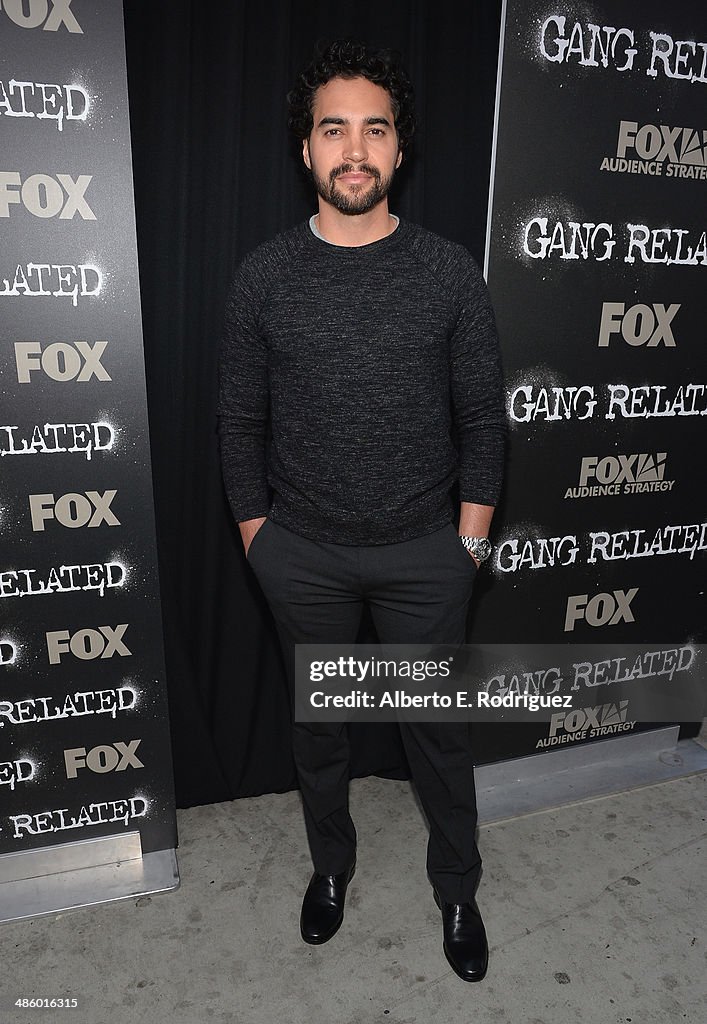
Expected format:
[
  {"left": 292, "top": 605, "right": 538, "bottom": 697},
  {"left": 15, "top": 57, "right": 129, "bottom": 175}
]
[{"left": 122, "top": 0, "right": 502, "bottom": 808}]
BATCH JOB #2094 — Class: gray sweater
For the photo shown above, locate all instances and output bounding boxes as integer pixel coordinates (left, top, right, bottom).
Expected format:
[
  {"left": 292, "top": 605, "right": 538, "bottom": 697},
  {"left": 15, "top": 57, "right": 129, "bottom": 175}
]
[{"left": 218, "top": 218, "right": 506, "bottom": 545}]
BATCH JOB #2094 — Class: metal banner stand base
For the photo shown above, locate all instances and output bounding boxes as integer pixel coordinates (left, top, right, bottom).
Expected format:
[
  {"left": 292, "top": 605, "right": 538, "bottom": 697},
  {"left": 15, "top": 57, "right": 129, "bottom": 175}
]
[
  {"left": 0, "top": 832, "right": 180, "bottom": 925},
  {"left": 476, "top": 726, "right": 707, "bottom": 824}
]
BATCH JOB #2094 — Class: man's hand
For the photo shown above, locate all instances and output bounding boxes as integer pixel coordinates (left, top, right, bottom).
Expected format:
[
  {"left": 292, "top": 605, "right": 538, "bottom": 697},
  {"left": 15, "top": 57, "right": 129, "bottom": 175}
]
[
  {"left": 239, "top": 516, "right": 267, "bottom": 557},
  {"left": 459, "top": 501, "right": 495, "bottom": 569}
]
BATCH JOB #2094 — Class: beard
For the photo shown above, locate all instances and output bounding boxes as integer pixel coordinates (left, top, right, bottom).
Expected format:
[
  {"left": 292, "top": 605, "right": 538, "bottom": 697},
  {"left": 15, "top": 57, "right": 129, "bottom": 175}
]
[{"left": 310, "top": 162, "right": 396, "bottom": 215}]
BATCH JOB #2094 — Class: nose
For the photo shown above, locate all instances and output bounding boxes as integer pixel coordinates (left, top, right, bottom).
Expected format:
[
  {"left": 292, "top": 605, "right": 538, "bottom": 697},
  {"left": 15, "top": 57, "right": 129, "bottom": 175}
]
[{"left": 342, "top": 128, "right": 368, "bottom": 164}]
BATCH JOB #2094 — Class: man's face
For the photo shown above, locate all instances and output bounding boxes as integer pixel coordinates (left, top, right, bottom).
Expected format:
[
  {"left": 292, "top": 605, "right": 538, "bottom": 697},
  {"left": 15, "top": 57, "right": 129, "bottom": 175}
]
[{"left": 303, "top": 76, "right": 402, "bottom": 216}]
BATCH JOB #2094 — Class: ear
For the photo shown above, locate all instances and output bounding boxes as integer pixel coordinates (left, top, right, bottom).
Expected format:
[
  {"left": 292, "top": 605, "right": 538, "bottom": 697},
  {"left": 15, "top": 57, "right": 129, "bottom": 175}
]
[
  {"left": 302, "top": 138, "right": 311, "bottom": 170},
  {"left": 395, "top": 148, "right": 403, "bottom": 169}
]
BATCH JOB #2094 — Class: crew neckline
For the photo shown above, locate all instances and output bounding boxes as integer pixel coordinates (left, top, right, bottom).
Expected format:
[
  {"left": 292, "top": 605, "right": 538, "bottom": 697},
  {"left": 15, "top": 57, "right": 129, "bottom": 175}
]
[{"left": 305, "top": 214, "right": 406, "bottom": 255}]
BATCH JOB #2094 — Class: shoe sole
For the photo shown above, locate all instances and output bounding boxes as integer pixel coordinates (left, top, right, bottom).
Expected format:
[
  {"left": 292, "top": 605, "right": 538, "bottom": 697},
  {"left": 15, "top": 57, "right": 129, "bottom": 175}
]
[
  {"left": 433, "top": 888, "right": 489, "bottom": 983},
  {"left": 300, "top": 863, "right": 356, "bottom": 945}
]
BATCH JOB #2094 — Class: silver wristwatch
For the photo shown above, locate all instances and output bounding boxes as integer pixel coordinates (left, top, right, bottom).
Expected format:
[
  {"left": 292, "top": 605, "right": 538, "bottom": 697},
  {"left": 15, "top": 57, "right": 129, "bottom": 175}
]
[{"left": 459, "top": 536, "right": 492, "bottom": 563}]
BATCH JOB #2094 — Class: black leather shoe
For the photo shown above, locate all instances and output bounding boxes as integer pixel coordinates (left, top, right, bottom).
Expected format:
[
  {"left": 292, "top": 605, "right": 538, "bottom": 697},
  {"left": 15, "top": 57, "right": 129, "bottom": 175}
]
[
  {"left": 433, "top": 888, "right": 489, "bottom": 982},
  {"left": 300, "top": 861, "right": 356, "bottom": 944}
]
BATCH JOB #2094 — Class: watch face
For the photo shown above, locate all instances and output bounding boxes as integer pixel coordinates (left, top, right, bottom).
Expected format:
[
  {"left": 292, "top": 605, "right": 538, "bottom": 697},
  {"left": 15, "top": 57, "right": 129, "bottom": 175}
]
[{"left": 475, "top": 539, "right": 492, "bottom": 561}]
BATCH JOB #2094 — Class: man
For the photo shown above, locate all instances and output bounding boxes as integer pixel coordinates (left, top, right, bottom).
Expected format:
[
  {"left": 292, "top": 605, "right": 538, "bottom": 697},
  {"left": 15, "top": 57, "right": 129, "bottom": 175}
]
[{"left": 218, "top": 40, "right": 506, "bottom": 983}]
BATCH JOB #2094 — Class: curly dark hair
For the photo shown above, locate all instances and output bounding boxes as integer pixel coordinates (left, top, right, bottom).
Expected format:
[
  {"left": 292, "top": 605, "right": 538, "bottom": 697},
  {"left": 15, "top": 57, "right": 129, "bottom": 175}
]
[{"left": 287, "top": 39, "right": 416, "bottom": 153}]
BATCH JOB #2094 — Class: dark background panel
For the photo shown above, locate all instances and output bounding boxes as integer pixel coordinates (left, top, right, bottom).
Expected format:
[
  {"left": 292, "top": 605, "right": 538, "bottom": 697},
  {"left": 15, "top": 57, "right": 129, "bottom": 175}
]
[{"left": 120, "top": 0, "right": 508, "bottom": 805}]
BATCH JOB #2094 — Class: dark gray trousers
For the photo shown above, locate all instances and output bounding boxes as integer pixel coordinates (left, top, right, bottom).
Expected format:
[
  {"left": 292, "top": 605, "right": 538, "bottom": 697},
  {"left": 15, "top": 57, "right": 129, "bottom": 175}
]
[{"left": 247, "top": 518, "right": 481, "bottom": 903}]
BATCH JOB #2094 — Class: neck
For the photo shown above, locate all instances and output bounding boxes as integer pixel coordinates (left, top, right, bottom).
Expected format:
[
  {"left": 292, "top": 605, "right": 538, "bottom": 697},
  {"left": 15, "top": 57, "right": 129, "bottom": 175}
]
[{"left": 315, "top": 200, "right": 396, "bottom": 247}]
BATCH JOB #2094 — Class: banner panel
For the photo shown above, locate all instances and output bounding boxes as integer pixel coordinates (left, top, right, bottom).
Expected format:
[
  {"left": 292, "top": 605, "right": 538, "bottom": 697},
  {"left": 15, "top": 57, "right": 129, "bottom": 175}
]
[
  {"left": 474, "top": 0, "right": 707, "bottom": 761},
  {"left": 0, "top": 0, "right": 176, "bottom": 855}
]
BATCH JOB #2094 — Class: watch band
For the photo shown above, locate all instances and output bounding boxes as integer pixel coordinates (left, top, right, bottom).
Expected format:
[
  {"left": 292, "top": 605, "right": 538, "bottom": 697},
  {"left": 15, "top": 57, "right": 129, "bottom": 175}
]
[{"left": 459, "top": 536, "right": 492, "bottom": 562}]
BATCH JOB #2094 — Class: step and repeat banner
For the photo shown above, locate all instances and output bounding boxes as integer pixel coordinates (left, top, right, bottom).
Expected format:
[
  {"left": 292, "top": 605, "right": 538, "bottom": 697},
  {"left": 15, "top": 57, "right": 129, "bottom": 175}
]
[
  {"left": 474, "top": 0, "right": 706, "bottom": 759},
  {"left": 0, "top": 0, "right": 176, "bottom": 857}
]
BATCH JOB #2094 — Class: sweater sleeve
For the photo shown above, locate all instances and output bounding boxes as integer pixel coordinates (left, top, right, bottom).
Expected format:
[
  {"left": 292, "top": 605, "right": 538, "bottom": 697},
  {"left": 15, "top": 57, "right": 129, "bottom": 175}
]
[
  {"left": 449, "top": 254, "right": 507, "bottom": 506},
  {"left": 217, "top": 257, "right": 271, "bottom": 522}
]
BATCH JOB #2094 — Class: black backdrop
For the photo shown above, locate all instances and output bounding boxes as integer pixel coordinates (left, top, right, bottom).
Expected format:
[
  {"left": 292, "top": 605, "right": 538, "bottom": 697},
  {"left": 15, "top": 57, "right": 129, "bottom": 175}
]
[{"left": 122, "top": 0, "right": 504, "bottom": 808}]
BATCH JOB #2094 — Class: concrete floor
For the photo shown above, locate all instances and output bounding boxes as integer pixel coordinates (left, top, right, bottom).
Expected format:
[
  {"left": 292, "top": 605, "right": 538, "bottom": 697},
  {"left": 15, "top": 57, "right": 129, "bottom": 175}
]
[{"left": 2, "top": 735, "right": 706, "bottom": 1024}]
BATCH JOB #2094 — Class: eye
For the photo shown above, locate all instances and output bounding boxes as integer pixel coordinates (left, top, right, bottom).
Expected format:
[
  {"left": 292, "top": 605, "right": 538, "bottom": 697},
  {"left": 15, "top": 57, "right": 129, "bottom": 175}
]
[
  {"left": 368, "top": 128, "right": 385, "bottom": 136},
  {"left": 324, "top": 128, "right": 342, "bottom": 136}
]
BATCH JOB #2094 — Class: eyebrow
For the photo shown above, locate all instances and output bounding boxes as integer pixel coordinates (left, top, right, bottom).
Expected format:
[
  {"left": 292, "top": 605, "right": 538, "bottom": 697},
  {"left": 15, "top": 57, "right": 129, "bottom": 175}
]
[{"left": 316, "top": 116, "right": 392, "bottom": 128}]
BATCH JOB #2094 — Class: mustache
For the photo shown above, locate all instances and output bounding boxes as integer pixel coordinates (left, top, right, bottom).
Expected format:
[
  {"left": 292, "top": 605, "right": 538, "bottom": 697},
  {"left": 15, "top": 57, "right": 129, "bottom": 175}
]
[{"left": 329, "top": 163, "right": 381, "bottom": 184}]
